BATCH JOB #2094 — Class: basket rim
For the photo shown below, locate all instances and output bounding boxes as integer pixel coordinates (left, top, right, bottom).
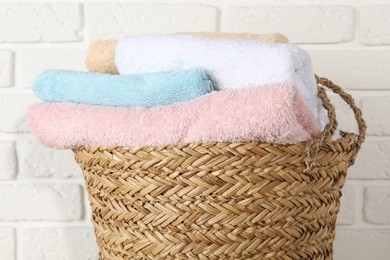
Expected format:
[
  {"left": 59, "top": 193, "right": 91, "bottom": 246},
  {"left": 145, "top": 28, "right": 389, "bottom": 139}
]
[{"left": 73, "top": 131, "right": 356, "bottom": 152}]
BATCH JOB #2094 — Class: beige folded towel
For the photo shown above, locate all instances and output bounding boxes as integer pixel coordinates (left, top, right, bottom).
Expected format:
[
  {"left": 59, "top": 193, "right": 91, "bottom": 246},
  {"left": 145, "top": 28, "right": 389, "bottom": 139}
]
[
  {"left": 177, "top": 32, "right": 289, "bottom": 43},
  {"left": 86, "top": 32, "right": 289, "bottom": 74},
  {"left": 86, "top": 40, "right": 119, "bottom": 74}
]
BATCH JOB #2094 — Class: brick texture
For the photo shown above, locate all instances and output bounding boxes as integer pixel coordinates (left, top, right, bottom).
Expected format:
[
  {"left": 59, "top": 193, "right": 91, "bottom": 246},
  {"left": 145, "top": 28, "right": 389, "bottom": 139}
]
[
  {"left": 349, "top": 141, "right": 390, "bottom": 179},
  {"left": 87, "top": 3, "right": 217, "bottom": 40},
  {"left": 0, "top": 141, "right": 17, "bottom": 179},
  {"left": 337, "top": 185, "right": 356, "bottom": 225},
  {"left": 20, "top": 49, "right": 86, "bottom": 87},
  {"left": 364, "top": 186, "right": 390, "bottom": 224},
  {"left": 17, "top": 140, "right": 81, "bottom": 178},
  {"left": 21, "top": 227, "right": 98, "bottom": 260},
  {"left": 0, "top": 184, "right": 83, "bottom": 221},
  {"left": 0, "top": 228, "right": 15, "bottom": 260},
  {"left": 360, "top": 6, "right": 390, "bottom": 45},
  {"left": 361, "top": 96, "right": 390, "bottom": 135},
  {"left": 309, "top": 50, "right": 390, "bottom": 89},
  {"left": 0, "top": 4, "right": 82, "bottom": 43},
  {"left": 223, "top": 6, "right": 355, "bottom": 43},
  {"left": 0, "top": 50, "right": 13, "bottom": 87},
  {"left": 0, "top": 94, "right": 39, "bottom": 133},
  {"left": 334, "top": 229, "right": 390, "bottom": 260}
]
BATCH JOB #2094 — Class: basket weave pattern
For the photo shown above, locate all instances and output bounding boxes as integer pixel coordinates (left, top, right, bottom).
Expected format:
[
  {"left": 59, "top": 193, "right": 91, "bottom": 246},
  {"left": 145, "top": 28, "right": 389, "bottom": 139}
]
[{"left": 74, "top": 77, "right": 366, "bottom": 260}]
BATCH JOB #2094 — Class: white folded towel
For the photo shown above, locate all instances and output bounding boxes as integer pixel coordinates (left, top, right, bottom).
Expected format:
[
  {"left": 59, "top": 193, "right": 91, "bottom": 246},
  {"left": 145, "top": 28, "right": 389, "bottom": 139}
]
[{"left": 115, "top": 34, "right": 327, "bottom": 129}]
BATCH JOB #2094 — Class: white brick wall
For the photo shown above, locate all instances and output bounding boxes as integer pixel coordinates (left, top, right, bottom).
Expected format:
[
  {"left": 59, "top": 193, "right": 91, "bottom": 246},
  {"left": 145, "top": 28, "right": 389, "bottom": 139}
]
[
  {"left": 334, "top": 229, "right": 390, "bottom": 260},
  {"left": 337, "top": 185, "right": 356, "bottom": 225},
  {"left": 17, "top": 140, "right": 81, "bottom": 178},
  {"left": 349, "top": 141, "right": 390, "bottom": 179},
  {"left": 0, "top": 50, "right": 13, "bottom": 87},
  {"left": 360, "top": 6, "right": 390, "bottom": 45},
  {"left": 87, "top": 3, "right": 218, "bottom": 40},
  {"left": 0, "top": 141, "right": 16, "bottom": 179},
  {"left": 223, "top": 6, "right": 355, "bottom": 43},
  {"left": 0, "top": 94, "right": 39, "bottom": 132},
  {"left": 0, "top": 4, "right": 82, "bottom": 43},
  {"left": 364, "top": 186, "right": 390, "bottom": 224},
  {"left": 0, "top": 228, "right": 15, "bottom": 260},
  {"left": 20, "top": 49, "right": 87, "bottom": 87},
  {"left": 361, "top": 96, "right": 390, "bottom": 135},
  {"left": 21, "top": 227, "right": 98, "bottom": 260},
  {"left": 0, "top": 0, "right": 389, "bottom": 259},
  {"left": 309, "top": 50, "right": 390, "bottom": 89},
  {"left": 0, "top": 184, "right": 83, "bottom": 221}
]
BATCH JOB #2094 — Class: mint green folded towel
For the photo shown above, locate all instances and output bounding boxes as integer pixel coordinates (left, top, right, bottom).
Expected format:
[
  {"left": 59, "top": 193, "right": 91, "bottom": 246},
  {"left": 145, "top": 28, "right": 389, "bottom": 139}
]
[{"left": 33, "top": 68, "right": 214, "bottom": 107}]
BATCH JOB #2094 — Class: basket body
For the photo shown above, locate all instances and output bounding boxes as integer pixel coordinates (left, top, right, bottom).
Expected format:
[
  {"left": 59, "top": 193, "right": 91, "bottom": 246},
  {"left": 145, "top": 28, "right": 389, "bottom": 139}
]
[{"left": 74, "top": 134, "right": 359, "bottom": 260}]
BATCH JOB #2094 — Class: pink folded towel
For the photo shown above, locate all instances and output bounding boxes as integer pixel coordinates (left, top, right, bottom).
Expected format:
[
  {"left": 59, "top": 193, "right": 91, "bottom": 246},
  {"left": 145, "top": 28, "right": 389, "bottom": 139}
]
[{"left": 28, "top": 84, "right": 320, "bottom": 149}]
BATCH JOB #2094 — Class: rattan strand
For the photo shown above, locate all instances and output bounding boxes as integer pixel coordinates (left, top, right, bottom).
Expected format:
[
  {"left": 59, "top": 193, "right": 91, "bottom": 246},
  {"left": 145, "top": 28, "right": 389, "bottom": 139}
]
[{"left": 73, "top": 77, "right": 366, "bottom": 259}]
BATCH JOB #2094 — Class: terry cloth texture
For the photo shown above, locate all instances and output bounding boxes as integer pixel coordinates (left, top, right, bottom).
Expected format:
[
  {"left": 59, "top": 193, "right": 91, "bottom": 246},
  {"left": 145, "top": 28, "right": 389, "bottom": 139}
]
[
  {"left": 33, "top": 68, "right": 214, "bottom": 108},
  {"left": 115, "top": 34, "right": 325, "bottom": 127},
  {"left": 86, "top": 32, "right": 288, "bottom": 74},
  {"left": 28, "top": 84, "right": 320, "bottom": 149}
]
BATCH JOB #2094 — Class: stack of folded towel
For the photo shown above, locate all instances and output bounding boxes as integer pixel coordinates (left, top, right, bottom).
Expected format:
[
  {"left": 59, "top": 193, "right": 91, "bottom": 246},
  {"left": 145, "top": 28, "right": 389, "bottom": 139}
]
[{"left": 28, "top": 32, "right": 329, "bottom": 149}]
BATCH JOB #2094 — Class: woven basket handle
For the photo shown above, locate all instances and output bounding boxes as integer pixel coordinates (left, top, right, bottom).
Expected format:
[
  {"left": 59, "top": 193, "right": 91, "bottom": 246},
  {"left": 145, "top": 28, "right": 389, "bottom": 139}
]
[{"left": 304, "top": 76, "right": 367, "bottom": 172}]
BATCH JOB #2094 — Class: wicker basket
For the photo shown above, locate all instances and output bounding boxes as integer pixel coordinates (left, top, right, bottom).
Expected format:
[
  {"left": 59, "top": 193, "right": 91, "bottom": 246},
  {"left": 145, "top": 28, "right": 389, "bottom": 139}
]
[{"left": 73, "top": 77, "right": 366, "bottom": 260}]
